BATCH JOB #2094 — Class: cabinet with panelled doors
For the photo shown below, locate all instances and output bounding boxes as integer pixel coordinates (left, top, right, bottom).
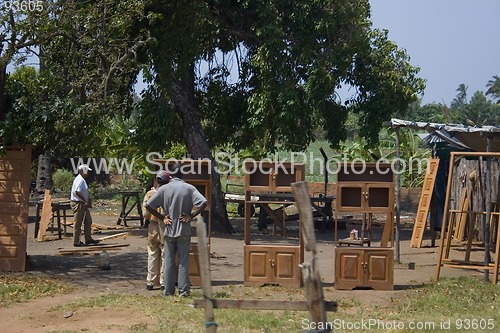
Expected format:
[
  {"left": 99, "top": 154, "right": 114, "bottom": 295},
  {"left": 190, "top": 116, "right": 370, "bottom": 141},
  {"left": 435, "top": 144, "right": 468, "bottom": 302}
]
[
  {"left": 153, "top": 159, "right": 211, "bottom": 287},
  {"left": 335, "top": 163, "right": 395, "bottom": 247},
  {"left": 244, "top": 161, "right": 305, "bottom": 287},
  {"left": 334, "top": 247, "right": 394, "bottom": 290}
]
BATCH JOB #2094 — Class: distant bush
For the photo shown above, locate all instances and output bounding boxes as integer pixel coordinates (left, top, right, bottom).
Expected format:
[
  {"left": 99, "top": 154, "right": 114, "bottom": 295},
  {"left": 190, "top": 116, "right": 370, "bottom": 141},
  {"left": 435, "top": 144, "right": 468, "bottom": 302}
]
[{"left": 53, "top": 169, "right": 74, "bottom": 193}]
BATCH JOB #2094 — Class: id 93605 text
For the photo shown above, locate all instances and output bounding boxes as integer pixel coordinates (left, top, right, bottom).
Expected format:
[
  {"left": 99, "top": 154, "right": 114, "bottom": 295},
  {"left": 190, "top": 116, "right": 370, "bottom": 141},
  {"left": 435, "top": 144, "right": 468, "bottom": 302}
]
[{"left": 3, "top": 1, "right": 44, "bottom": 12}]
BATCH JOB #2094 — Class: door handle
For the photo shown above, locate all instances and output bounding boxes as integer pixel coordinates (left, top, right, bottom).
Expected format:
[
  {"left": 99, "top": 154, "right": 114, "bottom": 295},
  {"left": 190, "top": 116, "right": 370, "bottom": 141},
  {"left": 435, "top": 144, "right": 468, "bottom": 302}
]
[{"left": 269, "top": 259, "right": 275, "bottom": 268}]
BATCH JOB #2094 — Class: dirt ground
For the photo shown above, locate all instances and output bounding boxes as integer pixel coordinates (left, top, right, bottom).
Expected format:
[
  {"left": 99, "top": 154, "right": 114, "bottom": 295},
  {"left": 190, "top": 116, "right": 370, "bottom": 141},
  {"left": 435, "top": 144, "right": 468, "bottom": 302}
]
[{"left": 0, "top": 201, "right": 490, "bottom": 332}]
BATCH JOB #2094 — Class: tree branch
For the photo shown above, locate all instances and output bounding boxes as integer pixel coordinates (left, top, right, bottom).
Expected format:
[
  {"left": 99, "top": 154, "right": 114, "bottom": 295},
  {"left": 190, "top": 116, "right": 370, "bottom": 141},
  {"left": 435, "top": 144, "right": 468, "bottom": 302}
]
[{"left": 103, "top": 36, "right": 154, "bottom": 96}]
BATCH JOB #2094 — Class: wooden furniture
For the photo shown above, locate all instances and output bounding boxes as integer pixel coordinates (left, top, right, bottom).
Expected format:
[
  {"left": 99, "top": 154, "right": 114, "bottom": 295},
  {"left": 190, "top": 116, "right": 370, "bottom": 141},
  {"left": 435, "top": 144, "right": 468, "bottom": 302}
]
[
  {"left": 436, "top": 151, "right": 500, "bottom": 284},
  {"left": 244, "top": 161, "right": 305, "bottom": 287},
  {"left": 410, "top": 158, "right": 440, "bottom": 248},
  {"left": 35, "top": 198, "right": 72, "bottom": 239},
  {"left": 334, "top": 163, "right": 395, "bottom": 247},
  {"left": 334, "top": 247, "right": 394, "bottom": 290},
  {"left": 116, "top": 191, "right": 144, "bottom": 227},
  {"left": 0, "top": 145, "right": 32, "bottom": 272},
  {"left": 153, "top": 159, "right": 212, "bottom": 287}
]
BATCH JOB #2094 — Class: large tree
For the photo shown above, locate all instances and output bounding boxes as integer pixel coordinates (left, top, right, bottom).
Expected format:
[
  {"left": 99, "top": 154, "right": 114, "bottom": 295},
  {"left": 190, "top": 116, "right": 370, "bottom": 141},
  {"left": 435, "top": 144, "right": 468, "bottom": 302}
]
[
  {"left": 4, "top": 1, "right": 424, "bottom": 233},
  {"left": 2, "top": 0, "right": 152, "bottom": 158},
  {"left": 135, "top": 0, "right": 424, "bottom": 232}
]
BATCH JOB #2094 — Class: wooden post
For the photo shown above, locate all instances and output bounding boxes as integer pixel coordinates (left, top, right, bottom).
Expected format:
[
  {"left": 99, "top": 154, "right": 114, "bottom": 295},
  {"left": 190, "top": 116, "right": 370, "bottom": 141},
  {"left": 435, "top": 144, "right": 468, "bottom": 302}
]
[
  {"left": 394, "top": 126, "right": 401, "bottom": 263},
  {"left": 196, "top": 217, "right": 217, "bottom": 333},
  {"left": 484, "top": 135, "right": 492, "bottom": 281},
  {"left": 435, "top": 152, "right": 456, "bottom": 281},
  {"left": 37, "top": 190, "right": 53, "bottom": 241},
  {"left": 291, "top": 181, "right": 329, "bottom": 332}
]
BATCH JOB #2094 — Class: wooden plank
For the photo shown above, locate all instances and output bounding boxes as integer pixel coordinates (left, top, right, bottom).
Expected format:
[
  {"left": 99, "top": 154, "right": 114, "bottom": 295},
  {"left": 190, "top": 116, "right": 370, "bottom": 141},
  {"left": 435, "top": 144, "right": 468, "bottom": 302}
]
[
  {"left": 443, "top": 264, "right": 495, "bottom": 270},
  {"left": 291, "top": 181, "right": 315, "bottom": 252},
  {"left": 0, "top": 193, "right": 23, "bottom": 203},
  {"left": 0, "top": 224, "right": 21, "bottom": 236},
  {"left": 196, "top": 217, "right": 217, "bottom": 333},
  {"left": 192, "top": 299, "right": 338, "bottom": 312},
  {"left": 0, "top": 180, "right": 24, "bottom": 193},
  {"left": 58, "top": 244, "right": 130, "bottom": 254},
  {"left": 96, "top": 232, "right": 129, "bottom": 241},
  {"left": 454, "top": 189, "right": 471, "bottom": 241},
  {"left": 92, "top": 223, "right": 121, "bottom": 230},
  {"left": 0, "top": 145, "right": 31, "bottom": 272},
  {"left": 0, "top": 170, "right": 25, "bottom": 181},
  {"left": 37, "top": 190, "right": 53, "bottom": 242},
  {"left": 292, "top": 181, "right": 328, "bottom": 327},
  {"left": 380, "top": 212, "right": 393, "bottom": 247},
  {"left": 411, "top": 158, "right": 439, "bottom": 248}
]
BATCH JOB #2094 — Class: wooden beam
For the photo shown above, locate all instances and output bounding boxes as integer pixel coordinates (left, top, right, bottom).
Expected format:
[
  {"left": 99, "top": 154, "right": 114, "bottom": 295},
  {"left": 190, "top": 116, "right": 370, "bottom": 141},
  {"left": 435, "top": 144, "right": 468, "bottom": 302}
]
[
  {"left": 58, "top": 244, "right": 130, "bottom": 254},
  {"left": 96, "top": 232, "right": 129, "bottom": 241},
  {"left": 196, "top": 217, "right": 217, "bottom": 333},
  {"left": 193, "top": 299, "right": 338, "bottom": 312},
  {"left": 37, "top": 190, "right": 52, "bottom": 242}
]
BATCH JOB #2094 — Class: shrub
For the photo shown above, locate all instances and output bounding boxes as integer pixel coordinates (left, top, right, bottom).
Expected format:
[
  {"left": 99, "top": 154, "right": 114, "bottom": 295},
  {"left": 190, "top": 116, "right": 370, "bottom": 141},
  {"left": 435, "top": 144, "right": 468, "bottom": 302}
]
[{"left": 52, "top": 169, "right": 74, "bottom": 193}]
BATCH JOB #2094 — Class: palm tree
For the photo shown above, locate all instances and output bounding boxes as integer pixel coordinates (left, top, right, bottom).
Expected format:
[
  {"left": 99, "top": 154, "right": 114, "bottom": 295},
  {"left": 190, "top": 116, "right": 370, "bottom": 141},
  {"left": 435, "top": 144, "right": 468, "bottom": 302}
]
[{"left": 486, "top": 75, "right": 500, "bottom": 103}]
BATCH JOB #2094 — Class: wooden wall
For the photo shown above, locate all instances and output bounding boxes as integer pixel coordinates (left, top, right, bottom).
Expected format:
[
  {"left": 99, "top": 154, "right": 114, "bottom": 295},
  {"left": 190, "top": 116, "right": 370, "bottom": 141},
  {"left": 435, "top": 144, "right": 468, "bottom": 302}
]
[
  {"left": 450, "top": 157, "right": 500, "bottom": 210},
  {"left": 449, "top": 156, "right": 500, "bottom": 240},
  {"left": 0, "top": 146, "right": 32, "bottom": 272}
]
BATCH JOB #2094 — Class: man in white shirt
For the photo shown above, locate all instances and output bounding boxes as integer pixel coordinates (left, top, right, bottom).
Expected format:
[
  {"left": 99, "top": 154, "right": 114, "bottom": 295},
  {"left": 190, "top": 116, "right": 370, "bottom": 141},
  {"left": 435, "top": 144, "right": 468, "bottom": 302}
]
[{"left": 70, "top": 164, "right": 98, "bottom": 246}]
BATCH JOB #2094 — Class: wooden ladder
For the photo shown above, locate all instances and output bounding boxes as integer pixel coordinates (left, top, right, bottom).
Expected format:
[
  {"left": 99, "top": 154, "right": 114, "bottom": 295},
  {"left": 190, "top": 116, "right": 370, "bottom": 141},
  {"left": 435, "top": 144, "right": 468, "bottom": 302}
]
[{"left": 410, "top": 158, "right": 440, "bottom": 248}]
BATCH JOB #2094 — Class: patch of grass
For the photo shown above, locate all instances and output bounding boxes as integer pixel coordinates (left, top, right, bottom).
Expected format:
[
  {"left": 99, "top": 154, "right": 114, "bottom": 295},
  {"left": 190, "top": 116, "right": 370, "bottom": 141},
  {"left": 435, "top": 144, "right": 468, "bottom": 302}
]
[
  {"left": 387, "top": 276, "right": 500, "bottom": 331},
  {"left": 331, "top": 276, "right": 500, "bottom": 333},
  {"left": 0, "top": 274, "right": 74, "bottom": 308},
  {"left": 18, "top": 276, "right": 500, "bottom": 332}
]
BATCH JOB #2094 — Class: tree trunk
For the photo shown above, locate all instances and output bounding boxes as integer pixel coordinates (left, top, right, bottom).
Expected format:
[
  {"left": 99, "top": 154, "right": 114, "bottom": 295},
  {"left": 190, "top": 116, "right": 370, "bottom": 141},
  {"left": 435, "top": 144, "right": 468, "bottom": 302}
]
[
  {"left": 164, "top": 66, "right": 233, "bottom": 233},
  {"left": 0, "top": 65, "right": 6, "bottom": 121},
  {"left": 36, "top": 151, "right": 53, "bottom": 194}
]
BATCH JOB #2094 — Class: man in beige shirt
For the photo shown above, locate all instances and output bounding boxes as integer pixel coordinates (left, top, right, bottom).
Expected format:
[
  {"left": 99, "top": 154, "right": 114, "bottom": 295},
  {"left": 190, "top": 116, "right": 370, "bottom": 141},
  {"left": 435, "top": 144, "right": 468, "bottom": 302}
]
[{"left": 142, "top": 170, "right": 171, "bottom": 290}]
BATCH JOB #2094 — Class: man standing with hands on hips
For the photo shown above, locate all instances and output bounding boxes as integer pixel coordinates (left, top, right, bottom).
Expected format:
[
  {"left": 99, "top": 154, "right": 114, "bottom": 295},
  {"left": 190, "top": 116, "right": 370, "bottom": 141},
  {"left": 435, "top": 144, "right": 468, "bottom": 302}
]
[
  {"left": 145, "top": 163, "right": 207, "bottom": 297},
  {"left": 70, "top": 164, "right": 99, "bottom": 247}
]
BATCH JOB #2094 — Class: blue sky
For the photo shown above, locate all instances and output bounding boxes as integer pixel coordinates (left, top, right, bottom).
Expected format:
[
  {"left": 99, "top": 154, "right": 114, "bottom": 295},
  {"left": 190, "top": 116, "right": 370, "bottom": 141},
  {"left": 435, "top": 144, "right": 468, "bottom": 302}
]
[{"left": 369, "top": 0, "right": 499, "bottom": 105}]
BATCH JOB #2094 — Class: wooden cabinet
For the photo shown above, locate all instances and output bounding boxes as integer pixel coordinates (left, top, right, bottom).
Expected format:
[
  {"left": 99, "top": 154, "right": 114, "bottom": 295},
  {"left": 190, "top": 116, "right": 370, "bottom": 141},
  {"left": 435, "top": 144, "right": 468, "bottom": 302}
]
[
  {"left": 244, "top": 162, "right": 305, "bottom": 193},
  {"left": 335, "top": 163, "right": 395, "bottom": 247},
  {"left": 153, "top": 159, "right": 212, "bottom": 287},
  {"left": 337, "top": 182, "right": 394, "bottom": 213},
  {"left": 334, "top": 247, "right": 393, "bottom": 290},
  {"left": 244, "top": 245, "right": 301, "bottom": 287},
  {"left": 175, "top": 244, "right": 202, "bottom": 286},
  {"left": 243, "top": 161, "right": 305, "bottom": 287}
]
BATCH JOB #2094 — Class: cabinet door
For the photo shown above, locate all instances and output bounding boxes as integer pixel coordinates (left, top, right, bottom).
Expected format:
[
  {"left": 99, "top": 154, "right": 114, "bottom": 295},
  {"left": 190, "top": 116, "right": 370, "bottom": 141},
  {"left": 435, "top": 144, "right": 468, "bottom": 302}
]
[
  {"left": 337, "top": 183, "right": 364, "bottom": 212},
  {"left": 244, "top": 245, "right": 273, "bottom": 286},
  {"left": 273, "top": 246, "right": 301, "bottom": 287},
  {"left": 244, "top": 245, "right": 301, "bottom": 287},
  {"left": 364, "top": 249, "right": 394, "bottom": 290},
  {"left": 334, "top": 248, "right": 363, "bottom": 289},
  {"left": 365, "top": 183, "right": 393, "bottom": 212}
]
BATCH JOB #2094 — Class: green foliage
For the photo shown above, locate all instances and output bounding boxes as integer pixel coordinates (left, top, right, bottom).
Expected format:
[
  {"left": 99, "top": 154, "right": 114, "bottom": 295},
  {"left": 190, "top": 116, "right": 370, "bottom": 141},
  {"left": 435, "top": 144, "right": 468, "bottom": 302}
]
[
  {"left": 449, "top": 85, "right": 500, "bottom": 126},
  {"left": 405, "top": 101, "right": 448, "bottom": 123},
  {"left": 142, "top": 0, "right": 424, "bottom": 153},
  {"left": 52, "top": 169, "right": 74, "bottom": 193},
  {"left": 339, "top": 128, "right": 430, "bottom": 188},
  {"left": 486, "top": 75, "right": 500, "bottom": 103}
]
